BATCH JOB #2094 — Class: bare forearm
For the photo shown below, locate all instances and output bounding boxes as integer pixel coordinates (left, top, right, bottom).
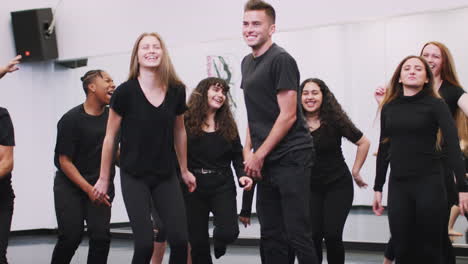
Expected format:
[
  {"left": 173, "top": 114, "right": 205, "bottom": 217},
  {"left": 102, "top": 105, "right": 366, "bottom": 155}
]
[
  {"left": 256, "top": 112, "right": 296, "bottom": 158},
  {"left": 352, "top": 136, "right": 370, "bottom": 174},
  {"left": 60, "top": 157, "right": 93, "bottom": 193},
  {"left": 99, "top": 136, "right": 116, "bottom": 181},
  {"left": 0, "top": 159, "right": 13, "bottom": 178},
  {"left": 174, "top": 129, "right": 189, "bottom": 172}
]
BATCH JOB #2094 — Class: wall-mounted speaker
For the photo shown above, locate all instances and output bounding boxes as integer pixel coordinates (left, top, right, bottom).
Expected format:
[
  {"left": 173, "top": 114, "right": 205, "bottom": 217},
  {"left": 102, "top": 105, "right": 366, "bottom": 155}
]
[{"left": 11, "top": 8, "right": 58, "bottom": 62}]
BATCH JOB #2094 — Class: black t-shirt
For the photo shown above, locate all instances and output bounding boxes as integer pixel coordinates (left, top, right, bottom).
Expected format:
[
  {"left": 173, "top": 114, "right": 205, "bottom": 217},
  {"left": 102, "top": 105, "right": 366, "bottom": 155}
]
[
  {"left": 374, "top": 90, "right": 468, "bottom": 192},
  {"left": 241, "top": 43, "right": 313, "bottom": 161},
  {"left": 0, "top": 107, "right": 15, "bottom": 199},
  {"left": 54, "top": 104, "right": 115, "bottom": 184},
  {"left": 110, "top": 79, "right": 187, "bottom": 178},
  {"left": 187, "top": 130, "right": 244, "bottom": 179},
  {"left": 439, "top": 81, "right": 466, "bottom": 117},
  {"left": 311, "top": 122, "right": 363, "bottom": 184}
]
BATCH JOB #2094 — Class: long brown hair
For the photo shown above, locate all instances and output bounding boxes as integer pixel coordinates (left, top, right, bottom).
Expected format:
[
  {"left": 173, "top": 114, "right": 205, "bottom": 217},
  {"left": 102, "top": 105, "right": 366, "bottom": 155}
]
[
  {"left": 380, "top": 55, "right": 437, "bottom": 108},
  {"left": 128, "top": 32, "right": 184, "bottom": 88},
  {"left": 380, "top": 56, "right": 444, "bottom": 148},
  {"left": 420, "top": 41, "right": 462, "bottom": 88},
  {"left": 456, "top": 109, "right": 468, "bottom": 156},
  {"left": 185, "top": 77, "right": 238, "bottom": 141},
  {"left": 421, "top": 42, "right": 467, "bottom": 139}
]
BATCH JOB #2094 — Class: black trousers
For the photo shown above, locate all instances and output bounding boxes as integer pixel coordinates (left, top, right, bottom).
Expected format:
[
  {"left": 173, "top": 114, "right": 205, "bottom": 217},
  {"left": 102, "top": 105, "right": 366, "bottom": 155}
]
[
  {"left": 120, "top": 170, "right": 188, "bottom": 264},
  {"left": 387, "top": 172, "right": 446, "bottom": 264},
  {"left": 51, "top": 175, "right": 112, "bottom": 264},
  {"left": 257, "top": 148, "right": 318, "bottom": 264},
  {"left": 310, "top": 173, "right": 353, "bottom": 264},
  {"left": 0, "top": 194, "right": 13, "bottom": 264},
  {"left": 185, "top": 173, "right": 239, "bottom": 264},
  {"left": 384, "top": 161, "right": 456, "bottom": 264}
]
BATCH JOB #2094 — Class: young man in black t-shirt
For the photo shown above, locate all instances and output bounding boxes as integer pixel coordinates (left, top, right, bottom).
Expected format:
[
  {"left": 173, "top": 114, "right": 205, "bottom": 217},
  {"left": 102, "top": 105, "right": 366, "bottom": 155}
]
[
  {"left": 241, "top": 1, "right": 317, "bottom": 264},
  {"left": 0, "top": 55, "right": 21, "bottom": 264},
  {"left": 51, "top": 70, "right": 117, "bottom": 264}
]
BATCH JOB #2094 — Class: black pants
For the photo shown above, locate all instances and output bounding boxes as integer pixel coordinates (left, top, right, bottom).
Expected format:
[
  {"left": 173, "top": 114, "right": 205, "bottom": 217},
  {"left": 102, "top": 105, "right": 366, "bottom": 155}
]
[
  {"left": 185, "top": 173, "right": 239, "bottom": 264},
  {"left": 120, "top": 170, "right": 188, "bottom": 264},
  {"left": 51, "top": 176, "right": 112, "bottom": 264},
  {"left": 0, "top": 194, "right": 14, "bottom": 264},
  {"left": 384, "top": 161, "right": 456, "bottom": 264},
  {"left": 387, "top": 172, "right": 446, "bottom": 264},
  {"left": 257, "top": 148, "right": 318, "bottom": 264},
  {"left": 310, "top": 173, "right": 353, "bottom": 264}
]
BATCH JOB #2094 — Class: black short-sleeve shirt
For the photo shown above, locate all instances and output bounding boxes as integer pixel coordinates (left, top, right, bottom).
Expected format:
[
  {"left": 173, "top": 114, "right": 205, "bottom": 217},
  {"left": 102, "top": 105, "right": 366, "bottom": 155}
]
[
  {"left": 0, "top": 107, "right": 15, "bottom": 198},
  {"left": 311, "top": 122, "right": 363, "bottom": 184},
  {"left": 110, "top": 79, "right": 187, "bottom": 178},
  {"left": 241, "top": 44, "right": 313, "bottom": 161},
  {"left": 54, "top": 104, "right": 115, "bottom": 184},
  {"left": 439, "top": 81, "right": 466, "bottom": 117}
]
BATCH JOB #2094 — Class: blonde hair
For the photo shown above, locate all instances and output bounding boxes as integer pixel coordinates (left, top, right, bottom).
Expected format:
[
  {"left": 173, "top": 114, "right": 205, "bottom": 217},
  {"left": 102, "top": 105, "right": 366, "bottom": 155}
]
[{"left": 128, "top": 32, "right": 184, "bottom": 88}]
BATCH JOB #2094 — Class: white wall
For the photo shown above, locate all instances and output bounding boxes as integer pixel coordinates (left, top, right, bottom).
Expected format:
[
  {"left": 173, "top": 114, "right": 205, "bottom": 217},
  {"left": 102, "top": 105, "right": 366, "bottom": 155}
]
[{"left": 1, "top": 0, "right": 468, "bottom": 231}]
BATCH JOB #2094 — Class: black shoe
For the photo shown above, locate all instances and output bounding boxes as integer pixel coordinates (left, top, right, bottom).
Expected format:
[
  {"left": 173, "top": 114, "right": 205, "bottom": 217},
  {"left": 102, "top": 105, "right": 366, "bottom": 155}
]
[{"left": 214, "top": 242, "right": 226, "bottom": 259}]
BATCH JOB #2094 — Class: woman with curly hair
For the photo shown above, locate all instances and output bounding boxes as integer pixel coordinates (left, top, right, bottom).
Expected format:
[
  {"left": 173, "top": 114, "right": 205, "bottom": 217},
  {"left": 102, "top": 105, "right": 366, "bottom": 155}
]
[
  {"left": 184, "top": 77, "right": 253, "bottom": 264},
  {"left": 300, "top": 78, "right": 370, "bottom": 264}
]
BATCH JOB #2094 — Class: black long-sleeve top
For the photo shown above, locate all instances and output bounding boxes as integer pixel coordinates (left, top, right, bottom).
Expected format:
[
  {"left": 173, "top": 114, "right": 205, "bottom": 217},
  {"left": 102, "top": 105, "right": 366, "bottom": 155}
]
[
  {"left": 374, "top": 90, "right": 468, "bottom": 192},
  {"left": 187, "top": 130, "right": 245, "bottom": 180}
]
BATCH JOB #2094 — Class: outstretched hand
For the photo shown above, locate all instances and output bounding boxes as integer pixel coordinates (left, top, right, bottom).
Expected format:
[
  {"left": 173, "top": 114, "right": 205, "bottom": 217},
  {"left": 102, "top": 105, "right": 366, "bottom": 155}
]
[{"left": 0, "top": 55, "right": 21, "bottom": 78}]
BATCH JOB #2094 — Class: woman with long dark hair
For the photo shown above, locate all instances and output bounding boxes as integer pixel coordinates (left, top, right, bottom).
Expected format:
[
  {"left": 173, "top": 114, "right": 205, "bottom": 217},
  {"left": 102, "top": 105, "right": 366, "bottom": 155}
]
[
  {"left": 375, "top": 42, "right": 468, "bottom": 264},
  {"left": 93, "top": 32, "right": 195, "bottom": 264},
  {"left": 184, "top": 77, "right": 252, "bottom": 263},
  {"left": 373, "top": 55, "right": 468, "bottom": 263},
  {"left": 301, "top": 78, "right": 370, "bottom": 264}
]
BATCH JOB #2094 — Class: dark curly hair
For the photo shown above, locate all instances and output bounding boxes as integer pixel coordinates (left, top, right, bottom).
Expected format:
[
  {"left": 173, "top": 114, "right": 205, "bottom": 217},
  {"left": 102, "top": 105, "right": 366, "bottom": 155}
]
[
  {"left": 300, "top": 78, "right": 358, "bottom": 132},
  {"left": 185, "top": 77, "right": 238, "bottom": 141}
]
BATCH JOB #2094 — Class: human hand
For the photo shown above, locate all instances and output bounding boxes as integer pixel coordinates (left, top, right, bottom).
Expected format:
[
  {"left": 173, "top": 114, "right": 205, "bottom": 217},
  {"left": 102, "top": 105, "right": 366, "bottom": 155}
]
[{"left": 239, "top": 176, "right": 253, "bottom": 191}]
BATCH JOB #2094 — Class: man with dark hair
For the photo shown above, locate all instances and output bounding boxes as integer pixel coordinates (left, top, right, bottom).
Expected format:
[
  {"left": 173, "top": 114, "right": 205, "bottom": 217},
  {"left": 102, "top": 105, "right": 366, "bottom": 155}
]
[
  {"left": 51, "top": 70, "right": 117, "bottom": 264},
  {"left": 0, "top": 55, "right": 21, "bottom": 264},
  {"left": 241, "top": 1, "right": 318, "bottom": 263}
]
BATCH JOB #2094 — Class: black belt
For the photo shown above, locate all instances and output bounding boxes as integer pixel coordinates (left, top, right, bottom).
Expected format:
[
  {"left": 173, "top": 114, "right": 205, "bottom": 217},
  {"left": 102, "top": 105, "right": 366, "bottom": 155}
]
[{"left": 190, "top": 168, "right": 226, "bottom": 175}]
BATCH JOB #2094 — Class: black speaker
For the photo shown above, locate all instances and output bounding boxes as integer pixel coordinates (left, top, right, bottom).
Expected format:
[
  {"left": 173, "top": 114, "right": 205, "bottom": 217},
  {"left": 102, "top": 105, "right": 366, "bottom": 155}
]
[{"left": 11, "top": 8, "right": 58, "bottom": 62}]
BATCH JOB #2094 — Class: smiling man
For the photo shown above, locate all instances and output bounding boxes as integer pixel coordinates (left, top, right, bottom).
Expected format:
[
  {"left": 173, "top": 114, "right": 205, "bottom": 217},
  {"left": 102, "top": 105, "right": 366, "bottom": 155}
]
[{"left": 240, "top": 1, "right": 317, "bottom": 263}]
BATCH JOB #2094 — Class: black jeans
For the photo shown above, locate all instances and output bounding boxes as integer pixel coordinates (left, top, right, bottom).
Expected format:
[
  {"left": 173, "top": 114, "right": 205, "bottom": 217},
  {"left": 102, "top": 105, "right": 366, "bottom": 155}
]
[
  {"left": 120, "top": 170, "right": 188, "bottom": 264},
  {"left": 387, "top": 172, "right": 446, "bottom": 264},
  {"left": 257, "top": 148, "right": 318, "bottom": 264},
  {"left": 51, "top": 175, "right": 112, "bottom": 264},
  {"left": 310, "top": 173, "right": 353, "bottom": 264},
  {"left": 0, "top": 194, "right": 13, "bottom": 264},
  {"left": 184, "top": 171, "right": 239, "bottom": 264}
]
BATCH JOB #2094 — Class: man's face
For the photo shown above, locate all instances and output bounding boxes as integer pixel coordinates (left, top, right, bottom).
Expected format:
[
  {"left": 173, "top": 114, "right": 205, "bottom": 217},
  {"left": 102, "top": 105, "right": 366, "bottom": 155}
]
[{"left": 242, "top": 10, "right": 275, "bottom": 50}]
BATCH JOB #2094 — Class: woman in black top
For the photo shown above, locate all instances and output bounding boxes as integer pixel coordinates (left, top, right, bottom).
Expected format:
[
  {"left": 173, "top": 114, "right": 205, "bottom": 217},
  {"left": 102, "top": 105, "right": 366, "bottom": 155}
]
[
  {"left": 184, "top": 77, "right": 253, "bottom": 264},
  {"left": 373, "top": 56, "right": 468, "bottom": 264},
  {"left": 375, "top": 42, "right": 468, "bottom": 264},
  {"left": 51, "top": 70, "right": 117, "bottom": 264},
  {"left": 301, "top": 78, "right": 370, "bottom": 264},
  {"left": 93, "top": 32, "right": 195, "bottom": 264},
  {"left": 0, "top": 55, "right": 21, "bottom": 264}
]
